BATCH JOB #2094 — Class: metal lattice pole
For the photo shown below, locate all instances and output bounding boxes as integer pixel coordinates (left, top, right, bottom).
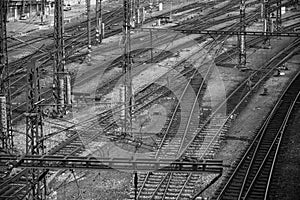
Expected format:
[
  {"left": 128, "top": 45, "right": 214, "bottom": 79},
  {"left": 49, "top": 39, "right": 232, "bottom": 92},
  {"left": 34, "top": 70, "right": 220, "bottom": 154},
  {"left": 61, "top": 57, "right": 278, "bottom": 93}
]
[
  {"left": 96, "top": 0, "right": 103, "bottom": 44},
  {"left": 21, "top": 0, "right": 26, "bottom": 18},
  {"left": 136, "top": 0, "right": 140, "bottom": 26},
  {"left": 0, "top": 0, "right": 13, "bottom": 152},
  {"left": 26, "top": 60, "right": 44, "bottom": 155},
  {"left": 41, "top": 0, "right": 46, "bottom": 24},
  {"left": 26, "top": 60, "right": 45, "bottom": 200},
  {"left": 132, "top": 0, "right": 136, "bottom": 27},
  {"left": 29, "top": 0, "right": 32, "bottom": 17},
  {"left": 263, "top": 0, "right": 271, "bottom": 46},
  {"left": 123, "top": 0, "right": 133, "bottom": 135},
  {"left": 276, "top": 0, "right": 282, "bottom": 32},
  {"left": 54, "top": 0, "right": 65, "bottom": 115},
  {"left": 238, "top": 0, "right": 246, "bottom": 67},
  {"left": 86, "top": 0, "right": 92, "bottom": 65}
]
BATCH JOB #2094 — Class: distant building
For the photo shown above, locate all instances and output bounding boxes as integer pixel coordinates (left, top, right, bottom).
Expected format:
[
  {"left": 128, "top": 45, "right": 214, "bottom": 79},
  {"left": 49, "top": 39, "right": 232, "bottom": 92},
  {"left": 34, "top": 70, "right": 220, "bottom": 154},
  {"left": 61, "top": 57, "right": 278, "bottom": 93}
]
[
  {"left": 7, "top": 0, "right": 54, "bottom": 21},
  {"left": 6, "top": 0, "right": 97, "bottom": 21}
]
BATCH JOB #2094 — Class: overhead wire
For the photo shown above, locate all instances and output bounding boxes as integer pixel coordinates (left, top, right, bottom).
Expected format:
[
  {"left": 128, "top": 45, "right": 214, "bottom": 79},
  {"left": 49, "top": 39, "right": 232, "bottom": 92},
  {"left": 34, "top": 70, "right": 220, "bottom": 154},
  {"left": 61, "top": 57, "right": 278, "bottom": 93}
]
[{"left": 40, "top": 12, "right": 245, "bottom": 144}]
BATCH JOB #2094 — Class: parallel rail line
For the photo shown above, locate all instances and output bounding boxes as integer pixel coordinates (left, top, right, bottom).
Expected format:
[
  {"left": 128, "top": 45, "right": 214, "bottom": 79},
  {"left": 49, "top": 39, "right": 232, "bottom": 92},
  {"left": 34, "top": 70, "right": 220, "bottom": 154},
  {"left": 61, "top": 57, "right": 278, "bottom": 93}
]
[
  {"left": 214, "top": 62, "right": 300, "bottom": 200},
  {"left": 1, "top": 1, "right": 299, "bottom": 199},
  {"left": 132, "top": 37, "right": 300, "bottom": 200}
]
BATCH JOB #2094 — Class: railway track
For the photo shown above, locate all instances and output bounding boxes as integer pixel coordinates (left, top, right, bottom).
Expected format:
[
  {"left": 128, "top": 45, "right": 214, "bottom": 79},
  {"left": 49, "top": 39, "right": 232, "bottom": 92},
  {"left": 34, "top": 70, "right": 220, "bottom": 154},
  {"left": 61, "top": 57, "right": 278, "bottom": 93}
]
[
  {"left": 7, "top": 8, "right": 126, "bottom": 123},
  {"left": 266, "top": 88, "right": 300, "bottom": 199},
  {"left": 127, "top": 1, "right": 290, "bottom": 197},
  {"left": 0, "top": 39, "right": 213, "bottom": 199},
  {"left": 6, "top": 4, "right": 186, "bottom": 121},
  {"left": 214, "top": 20, "right": 300, "bottom": 65},
  {"left": 15, "top": 0, "right": 296, "bottom": 198},
  {"left": 130, "top": 37, "right": 300, "bottom": 200},
  {"left": 1, "top": 1, "right": 299, "bottom": 199},
  {"left": 6, "top": 6, "right": 123, "bottom": 51},
  {"left": 5, "top": 0, "right": 219, "bottom": 56},
  {"left": 65, "top": 0, "right": 271, "bottom": 111},
  {"left": 0, "top": 8, "right": 233, "bottom": 195},
  {"left": 8, "top": 0, "right": 289, "bottom": 122},
  {"left": 213, "top": 61, "right": 300, "bottom": 200},
  {"left": 8, "top": 0, "right": 255, "bottom": 123}
]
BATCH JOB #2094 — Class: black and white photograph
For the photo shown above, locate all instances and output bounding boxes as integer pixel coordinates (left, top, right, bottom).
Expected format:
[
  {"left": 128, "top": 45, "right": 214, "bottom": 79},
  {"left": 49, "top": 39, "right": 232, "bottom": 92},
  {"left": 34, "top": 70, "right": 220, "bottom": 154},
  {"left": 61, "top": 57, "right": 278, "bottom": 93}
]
[{"left": 0, "top": 0, "right": 299, "bottom": 199}]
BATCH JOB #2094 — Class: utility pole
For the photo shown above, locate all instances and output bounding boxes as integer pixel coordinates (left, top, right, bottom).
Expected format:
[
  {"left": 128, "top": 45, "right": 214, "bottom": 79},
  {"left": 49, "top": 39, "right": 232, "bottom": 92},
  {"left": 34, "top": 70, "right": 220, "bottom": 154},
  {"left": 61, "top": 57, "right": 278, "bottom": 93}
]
[
  {"left": 123, "top": 0, "right": 133, "bottom": 136},
  {"left": 134, "top": 171, "right": 138, "bottom": 200},
  {"left": 136, "top": 0, "right": 141, "bottom": 26},
  {"left": 238, "top": 0, "right": 246, "bottom": 67},
  {"left": 150, "top": 29, "right": 153, "bottom": 62},
  {"left": 0, "top": 0, "right": 13, "bottom": 152},
  {"left": 86, "top": 0, "right": 92, "bottom": 64},
  {"left": 26, "top": 60, "right": 46, "bottom": 200},
  {"left": 276, "top": 0, "right": 282, "bottom": 32},
  {"left": 133, "top": 0, "right": 137, "bottom": 27},
  {"left": 21, "top": 0, "right": 26, "bottom": 18},
  {"left": 53, "top": 0, "right": 65, "bottom": 116},
  {"left": 95, "top": 0, "right": 103, "bottom": 44},
  {"left": 29, "top": 0, "right": 32, "bottom": 17},
  {"left": 41, "top": 0, "right": 46, "bottom": 24},
  {"left": 130, "top": 0, "right": 135, "bottom": 28},
  {"left": 263, "top": 0, "right": 271, "bottom": 47}
]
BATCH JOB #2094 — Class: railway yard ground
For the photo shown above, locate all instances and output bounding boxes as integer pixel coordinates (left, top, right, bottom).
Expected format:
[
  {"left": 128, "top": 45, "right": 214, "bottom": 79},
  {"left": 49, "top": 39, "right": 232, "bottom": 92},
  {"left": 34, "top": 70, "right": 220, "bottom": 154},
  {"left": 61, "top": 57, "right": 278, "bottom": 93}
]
[
  {"left": 272, "top": 96, "right": 300, "bottom": 200},
  {"left": 204, "top": 46, "right": 300, "bottom": 198},
  {"left": 1, "top": 0, "right": 300, "bottom": 200},
  {"left": 52, "top": 34, "right": 300, "bottom": 200},
  {"left": 6, "top": 0, "right": 196, "bottom": 36}
]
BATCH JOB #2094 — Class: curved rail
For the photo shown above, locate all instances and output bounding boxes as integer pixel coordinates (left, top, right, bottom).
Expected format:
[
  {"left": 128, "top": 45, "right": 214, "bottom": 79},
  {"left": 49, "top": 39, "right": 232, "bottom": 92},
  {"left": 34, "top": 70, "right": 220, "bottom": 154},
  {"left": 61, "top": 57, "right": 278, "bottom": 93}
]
[{"left": 215, "top": 69, "right": 300, "bottom": 200}]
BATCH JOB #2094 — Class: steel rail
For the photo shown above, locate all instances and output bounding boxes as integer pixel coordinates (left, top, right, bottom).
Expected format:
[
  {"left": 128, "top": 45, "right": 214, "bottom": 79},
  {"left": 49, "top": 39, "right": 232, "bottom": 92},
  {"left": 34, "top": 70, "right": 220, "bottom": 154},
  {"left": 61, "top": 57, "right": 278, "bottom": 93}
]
[
  {"left": 139, "top": 27, "right": 300, "bottom": 37},
  {"left": 2, "top": 0, "right": 298, "bottom": 198},
  {"left": 215, "top": 51, "right": 300, "bottom": 200},
  {"left": 188, "top": 36, "right": 300, "bottom": 199},
  {"left": 78, "top": 16, "right": 237, "bottom": 143},
  {"left": 36, "top": 53, "right": 209, "bottom": 148},
  {"left": 134, "top": 1, "right": 264, "bottom": 197},
  {"left": 136, "top": 20, "right": 239, "bottom": 200},
  {"left": 237, "top": 93, "right": 296, "bottom": 199},
  {"left": 242, "top": 92, "right": 299, "bottom": 199},
  {"left": 263, "top": 94, "right": 300, "bottom": 199},
  {"left": 161, "top": 173, "right": 174, "bottom": 199},
  {"left": 153, "top": 28, "right": 229, "bottom": 158},
  {"left": 9, "top": 0, "right": 286, "bottom": 156},
  {"left": 180, "top": 37, "right": 300, "bottom": 161},
  {"left": 175, "top": 173, "right": 193, "bottom": 200},
  {"left": 149, "top": 173, "right": 171, "bottom": 199},
  {"left": 213, "top": 112, "right": 273, "bottom": 200},
  {"left": 171, "top": 30, "right": 236, "bottom": 200},
  {"left": 215, "top": 21, "right": 300, "bottom": 65},
  {"left": 0, "top": 3, "right": 232, "bottom": 198},
  {"left": 9, "top": 9, "right": 215, "bottom": 123},
  {"left": 39, "top": 9, "right": 233, "bottom": 198},
  {"left": 1, "top": 33, "right": 219, "bottom": 199},
  {"left": 132, "top": 17, "right": 247, "bottom": 112}
]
